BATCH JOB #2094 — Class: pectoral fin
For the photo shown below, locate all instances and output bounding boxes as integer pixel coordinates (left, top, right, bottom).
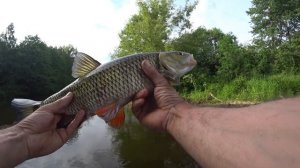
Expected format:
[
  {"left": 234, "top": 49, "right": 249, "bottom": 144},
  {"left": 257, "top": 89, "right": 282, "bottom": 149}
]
[
  {"left": 95, "top": 101, "right": 122, "bottom": 123},
  {"left": 95, "top": 102, "right": 116, "bottom": 117},
  {"left": 95, "top": 98, "right": 131, "bottom": 127},
  {"left": 95, "top": 104, "right": 125, "bottom": 128},
  {"left": 71, "top": 52, "right": 101, "bottom": 78},
  {"left": 108, "top": 107, "right": 125, "bottom": 128}
]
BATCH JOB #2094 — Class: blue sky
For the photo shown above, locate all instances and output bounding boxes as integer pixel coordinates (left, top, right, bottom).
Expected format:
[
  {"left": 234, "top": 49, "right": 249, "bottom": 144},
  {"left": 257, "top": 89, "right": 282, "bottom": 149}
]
[
  {"left": 194, "top": 0, "right": 253, "bottom": 43},
  {"left": 0, "top": 0, "right": 253, "bottom": 62}
]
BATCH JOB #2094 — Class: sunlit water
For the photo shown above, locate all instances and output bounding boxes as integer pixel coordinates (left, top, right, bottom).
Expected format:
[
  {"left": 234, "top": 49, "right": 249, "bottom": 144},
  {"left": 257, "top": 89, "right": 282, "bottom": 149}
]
[{"left": 14, "top": 112, "right": 198, "bottom": 168}]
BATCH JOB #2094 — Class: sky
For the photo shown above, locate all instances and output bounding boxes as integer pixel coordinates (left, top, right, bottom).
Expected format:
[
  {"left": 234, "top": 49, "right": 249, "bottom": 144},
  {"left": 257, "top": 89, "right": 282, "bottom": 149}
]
[{"left": 0, "top": 0, "right": 253, "bottom": 63}]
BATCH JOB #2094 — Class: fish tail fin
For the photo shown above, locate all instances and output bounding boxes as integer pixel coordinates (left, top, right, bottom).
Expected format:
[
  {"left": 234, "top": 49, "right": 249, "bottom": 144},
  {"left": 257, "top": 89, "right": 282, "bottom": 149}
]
[{"left": 11, "top": 99, "right": 41, "bottom": 116}]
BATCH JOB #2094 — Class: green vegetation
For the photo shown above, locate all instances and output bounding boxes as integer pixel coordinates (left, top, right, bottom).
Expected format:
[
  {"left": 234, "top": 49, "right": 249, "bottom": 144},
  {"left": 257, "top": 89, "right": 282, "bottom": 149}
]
[
  {"left": 0, "top": 0, "right": 299, "bottom": 124},
  {"left": 247, "top": 0, "right": 300, "bottom": 48},
  {"left": 114, "top": 0, "right": 300, "bottom": 104},
  {"left": 112, "top": 0, "right": 197, "bottom": 57},
  {"left": 0, "top": 24, "right": 75, "bottom": 108},
  {"left": 183, "top": 74, "right": 300, "bottom": 104}
]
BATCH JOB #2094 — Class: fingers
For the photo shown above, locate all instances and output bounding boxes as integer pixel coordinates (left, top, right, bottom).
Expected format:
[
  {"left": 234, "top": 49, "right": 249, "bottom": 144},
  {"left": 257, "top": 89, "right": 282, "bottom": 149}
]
[
  {"left": 134, "top": 88, "right": 148, "bottom": 99},
  {"left": 132, "top": 89, "right": 148, "bottom": 120},
  {"left": 66, "top": 110, "right": 85, "bottom": 136},
  {"left": 142, "top": 60, "right": 170, "bottom": 87},
  {"left": 132, "top": 98, "right": 145, "bottom": 115},
  {"left": 57, "top": 110, "right": 85, "bottom": 143},
  {"left": 41, "top": 92, "right": 73, "bottom": 114}
]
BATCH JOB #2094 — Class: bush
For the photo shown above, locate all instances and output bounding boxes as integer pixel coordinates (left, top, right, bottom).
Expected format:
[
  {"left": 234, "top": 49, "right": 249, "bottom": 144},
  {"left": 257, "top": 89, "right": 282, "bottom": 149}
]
[{"left": 182, "top": 74, "right": 300, "bottom": 104}]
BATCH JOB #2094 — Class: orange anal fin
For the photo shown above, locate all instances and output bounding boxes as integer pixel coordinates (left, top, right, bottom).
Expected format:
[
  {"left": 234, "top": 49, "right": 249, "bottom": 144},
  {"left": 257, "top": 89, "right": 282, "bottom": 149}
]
[
  {"left": 108, "top": 107, "right": 125, "bottom": 128},
  {"left": 95, "top": 102, "right": 116, "bottom": 117}
]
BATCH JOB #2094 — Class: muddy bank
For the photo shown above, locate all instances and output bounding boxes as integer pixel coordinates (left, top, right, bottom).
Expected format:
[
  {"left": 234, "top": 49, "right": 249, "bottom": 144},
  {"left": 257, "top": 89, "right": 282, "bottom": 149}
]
[{"left": 192, "top": 101, "right": 257, "bottom": 108}]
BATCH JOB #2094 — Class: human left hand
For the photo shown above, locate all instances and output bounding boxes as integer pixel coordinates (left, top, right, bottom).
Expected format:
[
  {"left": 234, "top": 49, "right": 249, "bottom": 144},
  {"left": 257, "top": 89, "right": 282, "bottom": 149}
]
[{"left": 15, "top": 92, "right": 85, "bottom": 159}]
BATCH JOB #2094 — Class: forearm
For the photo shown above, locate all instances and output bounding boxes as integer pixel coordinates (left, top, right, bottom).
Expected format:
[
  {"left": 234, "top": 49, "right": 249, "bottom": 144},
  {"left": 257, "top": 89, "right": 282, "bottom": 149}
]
[
  {"left": 0, "top": 126, "right": 28, "bottom": 168},
  {"left": 167, "top": 97, "right": 300, "bottom": 168}
]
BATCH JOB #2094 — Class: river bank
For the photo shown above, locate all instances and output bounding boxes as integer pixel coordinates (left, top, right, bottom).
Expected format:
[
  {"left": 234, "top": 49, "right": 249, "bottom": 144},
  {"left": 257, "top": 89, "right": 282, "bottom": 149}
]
[{"left": 181, "top": 74, "right": 300, "bottom": 105}]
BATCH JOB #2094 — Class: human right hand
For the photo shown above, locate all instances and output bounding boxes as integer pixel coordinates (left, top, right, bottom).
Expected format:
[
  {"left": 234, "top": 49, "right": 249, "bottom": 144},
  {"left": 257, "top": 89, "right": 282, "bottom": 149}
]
[
  {"left": 132, "top": 60, "right": 191, "bottom": 131},
  {"left": 16, "top": 93, "right": 85, "bottom": 159}
]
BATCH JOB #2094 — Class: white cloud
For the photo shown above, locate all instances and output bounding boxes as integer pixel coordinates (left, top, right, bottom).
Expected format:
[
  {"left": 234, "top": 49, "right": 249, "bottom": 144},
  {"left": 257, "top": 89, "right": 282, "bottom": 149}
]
[
  {"left": 190, "top": 0, "right": 208, "bottom": 29},
  {"left": 0, "top": 0, "right": 253, "bottom": 64},
  {"left": 0, "top": 0, "right": 138, "bottom": 63}
]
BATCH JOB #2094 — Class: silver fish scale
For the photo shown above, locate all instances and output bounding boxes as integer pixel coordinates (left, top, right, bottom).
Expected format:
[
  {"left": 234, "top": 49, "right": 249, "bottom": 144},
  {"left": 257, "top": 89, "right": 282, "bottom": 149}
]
[{"left": 41, "top": 52, "right": 161, "bottom": 117}]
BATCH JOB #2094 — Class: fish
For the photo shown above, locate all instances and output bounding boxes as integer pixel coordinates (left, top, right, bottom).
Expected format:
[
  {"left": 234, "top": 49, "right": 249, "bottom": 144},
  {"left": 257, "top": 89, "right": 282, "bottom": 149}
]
[{"left": 11, "top": 51, "right": 197, "bottom": 128}]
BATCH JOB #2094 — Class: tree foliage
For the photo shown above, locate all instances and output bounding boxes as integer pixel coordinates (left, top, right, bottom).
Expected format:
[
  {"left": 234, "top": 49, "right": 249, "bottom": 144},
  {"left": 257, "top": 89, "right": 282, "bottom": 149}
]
[
  {"left": 247, "top": 0, "right": 300, "bottom": 74},
  {"left": 217, "top": 35, "right": 254, "bottom": 81},
  {"left": 170, "top": 27, "right": 252, "bottom": 90},
  {"left": 1, "top": 0, "right": 300, "bottom": 110},
  {"left": 247, "top": 0, "right": 300, "bottom": 48},
  {"left": 171, "top": 28, "right": 224, "bottom": 80},
  {"left": 0, "top": 23, "right": 17, "bottom": 48},
  {"left": 0, "top": 24, "right": 75, "bottom": 106},
  {"left": 113, "top": 0, "right": 197, "bottom": 57},
  {"left": 273, "top": 34, "right": 300, "bottom": 73}
]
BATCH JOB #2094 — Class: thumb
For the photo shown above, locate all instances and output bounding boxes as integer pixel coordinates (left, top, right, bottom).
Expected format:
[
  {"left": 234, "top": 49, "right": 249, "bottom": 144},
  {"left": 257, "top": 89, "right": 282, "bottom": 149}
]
[
  {"left": 40, "top": 92, "right": 73, "bottom": 114},
  {"left": 142, "top": 60, "right": 169, "bottom": 87}
]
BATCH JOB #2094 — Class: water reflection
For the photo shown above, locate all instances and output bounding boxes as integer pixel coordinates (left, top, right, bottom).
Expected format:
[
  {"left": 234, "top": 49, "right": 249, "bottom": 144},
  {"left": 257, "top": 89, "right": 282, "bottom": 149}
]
[
  {"left": 17, "top": 111, "right": 198, "bottom": 168},
  {"left": 18, "top": 117, "right": 121, "bottom": 168},
  {"left": 0, "top": 106, "right": 16, "bottom": 126},
  {"left": 110, "top": 113, "right": 197, "bottom": 168}
]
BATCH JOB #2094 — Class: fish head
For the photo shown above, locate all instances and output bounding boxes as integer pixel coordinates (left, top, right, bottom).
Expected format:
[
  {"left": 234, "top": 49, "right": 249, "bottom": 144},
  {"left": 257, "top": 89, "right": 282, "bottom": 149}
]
[{"left": 159, "top": 51, "right": 197, "bottom": 85}]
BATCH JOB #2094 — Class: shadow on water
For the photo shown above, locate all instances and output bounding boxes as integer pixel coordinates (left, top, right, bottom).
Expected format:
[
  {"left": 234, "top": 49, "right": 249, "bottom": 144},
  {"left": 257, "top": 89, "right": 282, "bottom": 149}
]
[{"left": 15, "top": 110, "right": 198, "bottom": 168}]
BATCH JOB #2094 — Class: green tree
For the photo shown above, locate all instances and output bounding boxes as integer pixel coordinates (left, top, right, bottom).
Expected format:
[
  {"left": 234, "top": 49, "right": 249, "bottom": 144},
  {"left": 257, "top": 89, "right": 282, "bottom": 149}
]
[
  {"left": 171, "top": 27, "right": 238, "bottom": 90},
  {"left": 113, "top": 0, "right": 198, "bottom": 57},
  {"left": 16, "top": 35, "right": 75, "bottom": 99},
  {"left": 0, "top": 25, "right": 75, "bottom": 105},
  {"left": 247, "top": 0, "right": 300, "bottom": 48},
  {"left": 0, "top": 23, "right": 17, "bottom": 48},
  {"left": 273, "top": 34, "right": 300, "bottom": 73},
  {"left": 217, "top": 35, "right": 246, "bottom": 81}
]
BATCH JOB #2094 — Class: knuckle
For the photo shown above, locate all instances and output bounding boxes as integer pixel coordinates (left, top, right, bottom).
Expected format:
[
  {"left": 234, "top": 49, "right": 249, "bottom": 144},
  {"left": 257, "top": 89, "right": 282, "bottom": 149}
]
[{"left": 155, "top": 78, "right": 168, "bottom": 86}]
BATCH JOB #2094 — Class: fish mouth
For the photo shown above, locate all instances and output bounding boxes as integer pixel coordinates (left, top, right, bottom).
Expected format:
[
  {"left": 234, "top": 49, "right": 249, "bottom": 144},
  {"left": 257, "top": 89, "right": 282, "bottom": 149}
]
[{"left": 189, "top": 56, "right": 197, "bottom": 67}]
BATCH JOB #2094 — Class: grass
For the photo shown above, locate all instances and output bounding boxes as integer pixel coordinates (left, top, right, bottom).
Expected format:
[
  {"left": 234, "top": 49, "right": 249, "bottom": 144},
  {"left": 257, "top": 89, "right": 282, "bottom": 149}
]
[{"left": 182, "top": 74, "right": 300, "bottom": 104}]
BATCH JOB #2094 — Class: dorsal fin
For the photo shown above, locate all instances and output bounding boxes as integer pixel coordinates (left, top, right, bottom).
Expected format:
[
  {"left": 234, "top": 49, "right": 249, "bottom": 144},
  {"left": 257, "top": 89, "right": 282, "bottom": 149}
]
[{"left": 71, "top": 52, "right": 101, "bottom": 78}]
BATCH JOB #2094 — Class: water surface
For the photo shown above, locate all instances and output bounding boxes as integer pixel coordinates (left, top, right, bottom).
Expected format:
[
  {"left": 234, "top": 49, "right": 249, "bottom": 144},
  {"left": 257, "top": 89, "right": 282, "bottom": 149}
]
[{"left": 16, "top": 112, "right": 198, "bottom": 168}]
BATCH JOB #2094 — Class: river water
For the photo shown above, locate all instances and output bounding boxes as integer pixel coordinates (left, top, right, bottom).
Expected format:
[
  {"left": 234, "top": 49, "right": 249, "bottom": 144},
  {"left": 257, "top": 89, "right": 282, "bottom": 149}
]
[{"left": 12, "top": 111, "right": 198, "bottom": 168}]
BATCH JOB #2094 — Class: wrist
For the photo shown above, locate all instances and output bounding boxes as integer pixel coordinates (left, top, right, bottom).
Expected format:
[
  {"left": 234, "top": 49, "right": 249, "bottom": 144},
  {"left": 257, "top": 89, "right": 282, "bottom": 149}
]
[
  {"left": 0, "top": 125, "right": 29, "bottom": 167},
  {"left": 164, "top": 102, "right": 195, "bottom": 133}
]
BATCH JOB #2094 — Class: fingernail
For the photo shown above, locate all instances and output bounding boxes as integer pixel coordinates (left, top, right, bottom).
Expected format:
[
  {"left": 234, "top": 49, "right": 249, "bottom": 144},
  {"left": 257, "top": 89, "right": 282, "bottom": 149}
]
[
  {"left": 79, "top": 110, "right": 85, "bottom": 117},
  {"left": 142, "top": 60, "right": 151, "bottom": 68},
  {"left": 66, "top": 92, "right": 73, "bottom": 97}
]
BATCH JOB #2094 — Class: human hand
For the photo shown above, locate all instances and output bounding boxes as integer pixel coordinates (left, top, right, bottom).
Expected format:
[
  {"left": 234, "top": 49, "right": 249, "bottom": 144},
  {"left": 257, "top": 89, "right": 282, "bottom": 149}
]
[
  {"left": 132, "top": 60, "right": 190, "bottom": 131},
  {"left": 15, "top": 92, "right": 85, "bottom": 159}
]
